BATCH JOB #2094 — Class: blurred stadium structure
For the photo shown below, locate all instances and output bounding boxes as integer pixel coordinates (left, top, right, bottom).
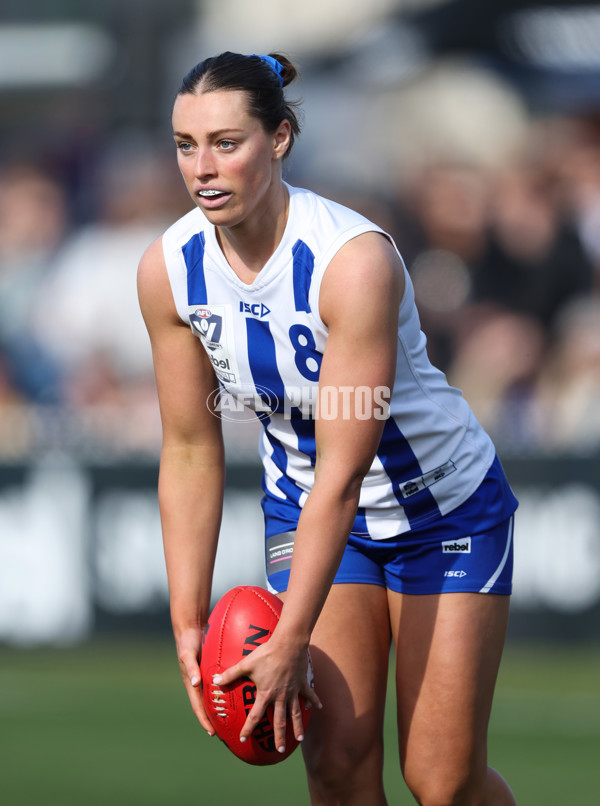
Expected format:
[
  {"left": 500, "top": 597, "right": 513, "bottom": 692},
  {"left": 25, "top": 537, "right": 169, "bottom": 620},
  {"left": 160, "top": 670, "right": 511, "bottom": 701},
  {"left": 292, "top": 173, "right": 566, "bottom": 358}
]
[{"left": 1, "top": 0, "right": 600, "bottom": 645}]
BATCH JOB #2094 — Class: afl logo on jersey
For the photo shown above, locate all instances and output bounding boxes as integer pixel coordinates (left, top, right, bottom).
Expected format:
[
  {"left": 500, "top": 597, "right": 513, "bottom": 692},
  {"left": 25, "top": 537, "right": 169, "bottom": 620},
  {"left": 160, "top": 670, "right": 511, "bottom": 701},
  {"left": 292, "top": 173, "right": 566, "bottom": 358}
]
[{"left": 190, "top": 309, "right": 223, "bottom": 351}]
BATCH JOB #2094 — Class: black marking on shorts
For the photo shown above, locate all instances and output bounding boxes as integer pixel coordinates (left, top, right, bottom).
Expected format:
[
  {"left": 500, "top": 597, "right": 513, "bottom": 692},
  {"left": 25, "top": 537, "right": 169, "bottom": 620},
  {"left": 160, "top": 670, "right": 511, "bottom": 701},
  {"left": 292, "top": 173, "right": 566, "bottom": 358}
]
[{"left": 266, "top": 531, "right": 295, "bottom": 573}]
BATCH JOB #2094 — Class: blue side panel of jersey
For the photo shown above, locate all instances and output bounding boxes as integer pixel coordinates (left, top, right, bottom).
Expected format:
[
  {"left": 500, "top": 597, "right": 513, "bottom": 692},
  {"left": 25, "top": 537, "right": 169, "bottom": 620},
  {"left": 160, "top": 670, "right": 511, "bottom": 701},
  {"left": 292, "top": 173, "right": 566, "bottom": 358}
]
[
  {"left": 261, "top": 427, "right": 306, "bottom": 506},
  {"left": 245, "top": 318, "right": 317, "bottom": 464},
  {"left": 291, "top": 417, "right": 317, "bottom": 466},
  {"left": 246, "top": 318, "right": 286, "bottom": 407},
  {"left": 182, "top": 232, "right": 207, "bottom": 305},
  {"left": 246, "top": 317, "right": 311, "bottom": 504},
  {"left": 292, "top": 239, "right": 315, "bottom": 313},
  {"left": 378, "top": 416, "right": 441, "bottom": 526},
  {"left": 352, "top": 507, "right": 370, "bottom": 536}
]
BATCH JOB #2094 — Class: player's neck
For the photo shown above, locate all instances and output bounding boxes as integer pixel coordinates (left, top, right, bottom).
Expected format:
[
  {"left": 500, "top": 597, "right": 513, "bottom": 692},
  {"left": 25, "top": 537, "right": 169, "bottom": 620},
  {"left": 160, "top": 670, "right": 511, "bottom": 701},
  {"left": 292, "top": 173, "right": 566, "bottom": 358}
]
[{"left": 216, "top": 182, "right": 289, "bottom": 283}]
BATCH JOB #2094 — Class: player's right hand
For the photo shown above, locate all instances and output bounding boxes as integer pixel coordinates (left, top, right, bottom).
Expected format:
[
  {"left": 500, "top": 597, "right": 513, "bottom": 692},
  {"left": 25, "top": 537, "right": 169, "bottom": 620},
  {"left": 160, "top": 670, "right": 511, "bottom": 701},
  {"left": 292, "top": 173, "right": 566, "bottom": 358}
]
[{"left": 176, "top": 626, "right": 216, "bottom": 736}]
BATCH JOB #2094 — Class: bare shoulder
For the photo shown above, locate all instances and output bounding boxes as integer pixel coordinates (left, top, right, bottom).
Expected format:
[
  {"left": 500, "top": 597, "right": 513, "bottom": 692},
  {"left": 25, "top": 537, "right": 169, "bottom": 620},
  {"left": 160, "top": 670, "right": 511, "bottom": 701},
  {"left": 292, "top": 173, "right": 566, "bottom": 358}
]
[
  {"left": 320, "top": 231, "right": 405, "bottom": 328},
  {"left": 137, "top": 236, "right": 180, "bottom": 331},
  {"left": 137, "top": 236, "right": 168, "bottom": 301}
]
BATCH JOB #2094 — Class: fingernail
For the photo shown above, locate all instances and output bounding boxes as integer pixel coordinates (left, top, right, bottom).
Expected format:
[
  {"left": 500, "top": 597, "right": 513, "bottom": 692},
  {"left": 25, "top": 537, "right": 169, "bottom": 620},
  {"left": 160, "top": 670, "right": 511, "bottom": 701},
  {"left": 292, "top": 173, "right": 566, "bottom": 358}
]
[
  {"left": 278, "top": 746, "right": 286, "bottom": 754},
  {"left": 297, "top": 734, "right": 304, "bottom": 742},
  {"left": 207, "top": 731, "right": 214, "bottom": 737},
  {"left": 213, "top": 674, "right": 222, "bottom": 684},
  {"left": 191, "top": 676, "right": 199, "bottom": 686},
  {"left": 239, "top": 736, "right": 246, "bottom": 743}
]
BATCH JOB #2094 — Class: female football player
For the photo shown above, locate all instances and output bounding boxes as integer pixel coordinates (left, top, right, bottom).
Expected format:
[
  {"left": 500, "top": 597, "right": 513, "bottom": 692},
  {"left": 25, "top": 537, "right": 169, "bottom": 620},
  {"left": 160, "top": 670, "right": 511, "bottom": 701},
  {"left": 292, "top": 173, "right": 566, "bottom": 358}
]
[{"left": 138, "top": 51, "right": 518, "bottom": 805}]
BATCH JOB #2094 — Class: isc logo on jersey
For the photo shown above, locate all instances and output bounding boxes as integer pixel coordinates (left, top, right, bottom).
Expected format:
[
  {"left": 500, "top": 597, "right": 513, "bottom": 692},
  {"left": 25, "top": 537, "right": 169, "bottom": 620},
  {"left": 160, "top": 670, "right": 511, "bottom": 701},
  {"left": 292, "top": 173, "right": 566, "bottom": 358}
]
[
  {"left": 239, "top": 301, "right": 271, "bottom": 317},
  {"left": 441, "top": 537, "right": 471, "bottom": 553}
]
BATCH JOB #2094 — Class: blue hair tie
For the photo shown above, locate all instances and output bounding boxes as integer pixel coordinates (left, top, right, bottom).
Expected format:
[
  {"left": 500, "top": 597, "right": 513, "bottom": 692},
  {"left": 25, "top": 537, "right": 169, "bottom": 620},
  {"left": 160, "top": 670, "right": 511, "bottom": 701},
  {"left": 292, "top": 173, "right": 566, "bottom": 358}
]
[{"left": 251, "top": 54, "right": 284, "bottom": 86}]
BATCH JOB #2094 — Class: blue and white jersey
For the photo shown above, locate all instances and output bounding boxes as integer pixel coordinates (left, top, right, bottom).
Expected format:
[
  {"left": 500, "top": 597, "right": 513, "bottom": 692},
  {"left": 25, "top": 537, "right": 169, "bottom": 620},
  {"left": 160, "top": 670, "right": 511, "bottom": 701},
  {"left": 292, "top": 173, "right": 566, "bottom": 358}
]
[{"left": 162, "top": 184, "right": 510, "bottom": 540}]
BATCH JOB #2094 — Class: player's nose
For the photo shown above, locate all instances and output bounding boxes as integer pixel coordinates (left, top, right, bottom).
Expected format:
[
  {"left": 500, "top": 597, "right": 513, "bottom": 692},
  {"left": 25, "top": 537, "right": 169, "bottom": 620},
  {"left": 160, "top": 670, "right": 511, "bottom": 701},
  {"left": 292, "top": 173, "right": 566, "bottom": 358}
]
[{"left": 194, "top": 147, "right": 217, "bottom": 180}]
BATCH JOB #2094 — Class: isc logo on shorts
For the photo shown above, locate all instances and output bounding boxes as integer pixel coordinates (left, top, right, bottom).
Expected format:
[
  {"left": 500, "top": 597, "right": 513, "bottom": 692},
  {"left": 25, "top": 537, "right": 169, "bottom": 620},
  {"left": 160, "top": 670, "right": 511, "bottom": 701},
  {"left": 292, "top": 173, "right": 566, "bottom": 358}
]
[{"left": 441, "top": 537, "right": 471, "bottom": 553}]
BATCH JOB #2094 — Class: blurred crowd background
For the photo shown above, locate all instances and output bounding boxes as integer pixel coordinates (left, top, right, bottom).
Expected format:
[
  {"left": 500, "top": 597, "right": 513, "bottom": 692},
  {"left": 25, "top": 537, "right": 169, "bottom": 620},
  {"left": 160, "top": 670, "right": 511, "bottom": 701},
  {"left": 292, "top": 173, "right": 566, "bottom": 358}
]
[
  {"left": 1, "top": 10, "right": 599, "bottom": 801},
  {"left": 1, "top": 0, "right": 600, "bottom": 463}
]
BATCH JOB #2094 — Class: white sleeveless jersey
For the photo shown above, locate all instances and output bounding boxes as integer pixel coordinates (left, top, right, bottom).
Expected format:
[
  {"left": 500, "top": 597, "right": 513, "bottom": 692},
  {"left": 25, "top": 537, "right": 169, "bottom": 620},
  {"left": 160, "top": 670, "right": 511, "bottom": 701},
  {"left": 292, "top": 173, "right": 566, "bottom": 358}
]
[{"left": 162, "top": 184, "right": 496, "bottom": 539}]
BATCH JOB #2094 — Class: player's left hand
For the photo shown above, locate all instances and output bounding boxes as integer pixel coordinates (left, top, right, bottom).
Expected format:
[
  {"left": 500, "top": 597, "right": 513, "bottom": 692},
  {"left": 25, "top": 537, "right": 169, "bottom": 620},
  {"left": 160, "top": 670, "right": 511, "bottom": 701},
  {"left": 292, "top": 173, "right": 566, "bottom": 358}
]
[{"left": 214, "top": 634, "right": 321, "bottom": 754}]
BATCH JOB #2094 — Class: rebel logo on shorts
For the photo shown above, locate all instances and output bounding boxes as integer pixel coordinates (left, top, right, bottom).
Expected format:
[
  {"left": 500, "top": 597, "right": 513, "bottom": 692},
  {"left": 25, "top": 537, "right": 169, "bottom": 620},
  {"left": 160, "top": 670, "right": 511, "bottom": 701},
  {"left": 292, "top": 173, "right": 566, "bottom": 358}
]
[{"left": 441, "top": 537, "right": 471, "bottom": 553}]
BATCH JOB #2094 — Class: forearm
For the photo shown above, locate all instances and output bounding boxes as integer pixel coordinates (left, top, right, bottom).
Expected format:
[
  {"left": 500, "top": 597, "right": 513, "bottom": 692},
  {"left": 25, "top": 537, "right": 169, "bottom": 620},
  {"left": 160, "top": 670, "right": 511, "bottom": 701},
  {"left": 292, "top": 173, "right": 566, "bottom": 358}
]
[
  {"left": 272, "top": 233, "right": 401, "bottom": 647},
  {"left": 275, "top": 474, "right": 362, "bottom": 646},
  {"left": 158, "top": 443, "right": 225, "bottom": 636}
]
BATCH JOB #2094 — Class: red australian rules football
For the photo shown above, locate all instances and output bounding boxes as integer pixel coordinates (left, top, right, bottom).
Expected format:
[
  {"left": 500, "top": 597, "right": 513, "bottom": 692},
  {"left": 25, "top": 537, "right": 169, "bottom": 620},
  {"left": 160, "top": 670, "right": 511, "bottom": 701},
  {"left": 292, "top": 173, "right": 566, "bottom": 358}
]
[{"left": 200, "top": 585, "right": 313, "bottom": 765}]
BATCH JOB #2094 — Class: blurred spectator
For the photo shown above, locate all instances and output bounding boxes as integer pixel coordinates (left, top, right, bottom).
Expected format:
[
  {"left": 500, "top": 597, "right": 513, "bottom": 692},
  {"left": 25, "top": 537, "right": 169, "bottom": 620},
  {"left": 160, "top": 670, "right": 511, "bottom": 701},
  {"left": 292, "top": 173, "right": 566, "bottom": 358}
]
[
  {"left": 447, "top": 307, "right": 547, "bottom": 451},
  {"left": 544, "top": 116, "right": 600, "bottom": 281},
  {"left": 403, "top": 160, "right": 489, "bottom": 267},
  {"left": 0, "top": 163, "right": 69, "bottom": 404},
  {"left": 398, "top": 160, "right": 490, "bottom": 370},
  {"left": 28, "top": 133, "right": 189, "bottom": 456},
  {"left": 532, "top": 297, "right": 600, "bottom": 453},
  {"left": 397, "top": 139, "right": 594, "bottom": 379},
  {"left": 475, "top": 161, "right": 594, "bottom": 328},
  {"left": 34, "top": 134, "right": 185, "bottom": 385}
]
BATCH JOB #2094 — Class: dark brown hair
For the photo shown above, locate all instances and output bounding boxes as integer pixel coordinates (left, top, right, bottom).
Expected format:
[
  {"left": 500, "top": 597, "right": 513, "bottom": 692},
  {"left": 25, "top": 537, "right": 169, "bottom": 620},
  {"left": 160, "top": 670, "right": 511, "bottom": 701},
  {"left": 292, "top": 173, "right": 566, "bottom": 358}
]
[{"left": 178, "top": 52, "right": 302, "bottom": 159}]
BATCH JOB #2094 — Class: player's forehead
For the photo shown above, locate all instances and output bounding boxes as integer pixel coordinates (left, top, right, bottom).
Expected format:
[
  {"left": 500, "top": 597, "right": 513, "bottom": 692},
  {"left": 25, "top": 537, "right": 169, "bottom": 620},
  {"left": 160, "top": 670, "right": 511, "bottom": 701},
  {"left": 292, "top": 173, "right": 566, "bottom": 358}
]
[{"left": 172, "top": 89, "right": 257, "bottom": 136}]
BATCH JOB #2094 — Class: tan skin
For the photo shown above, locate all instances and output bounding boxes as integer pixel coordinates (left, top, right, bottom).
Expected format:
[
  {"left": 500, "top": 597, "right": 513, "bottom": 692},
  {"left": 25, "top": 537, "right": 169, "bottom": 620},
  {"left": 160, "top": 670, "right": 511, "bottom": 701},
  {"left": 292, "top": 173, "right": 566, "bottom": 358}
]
[{"left": 139, "top": 87, "right": 516, "bottom": 805}]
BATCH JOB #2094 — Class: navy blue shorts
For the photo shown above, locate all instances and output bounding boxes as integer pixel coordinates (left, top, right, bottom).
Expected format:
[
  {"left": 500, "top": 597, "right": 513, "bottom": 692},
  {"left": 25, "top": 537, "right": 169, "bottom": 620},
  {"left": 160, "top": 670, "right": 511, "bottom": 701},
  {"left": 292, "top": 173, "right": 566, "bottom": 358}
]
[
  {"left": 265, "top": 515, "right": 514, "bottom": 595},
  {"left": 264, "top": 455, "right": 517, "bottom": 596}
]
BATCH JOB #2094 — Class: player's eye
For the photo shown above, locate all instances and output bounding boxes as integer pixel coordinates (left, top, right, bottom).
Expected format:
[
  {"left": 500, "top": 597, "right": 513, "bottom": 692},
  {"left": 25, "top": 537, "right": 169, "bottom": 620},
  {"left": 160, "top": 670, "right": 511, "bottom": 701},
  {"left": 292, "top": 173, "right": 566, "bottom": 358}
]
[{"left": 218, "top": 139, "right": 235, "bottom": 151}]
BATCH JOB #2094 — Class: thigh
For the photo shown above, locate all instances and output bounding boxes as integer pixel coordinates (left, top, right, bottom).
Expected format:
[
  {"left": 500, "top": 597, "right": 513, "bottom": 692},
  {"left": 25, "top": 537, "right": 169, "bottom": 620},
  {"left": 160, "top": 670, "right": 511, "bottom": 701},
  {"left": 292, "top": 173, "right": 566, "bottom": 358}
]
[
  {"left": 388, "top": 590, "right": 510, "bottom": 790},
  {"left": 281, "top": 583, "right": 391, "bottom": 755}
]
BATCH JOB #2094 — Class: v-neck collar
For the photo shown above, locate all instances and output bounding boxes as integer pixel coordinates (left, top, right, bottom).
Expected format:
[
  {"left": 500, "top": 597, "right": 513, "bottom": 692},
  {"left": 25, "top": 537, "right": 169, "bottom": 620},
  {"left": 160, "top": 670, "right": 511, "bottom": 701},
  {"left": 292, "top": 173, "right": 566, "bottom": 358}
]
[{"left": 204, "top": 183, "right": 297, "bottom": 292}]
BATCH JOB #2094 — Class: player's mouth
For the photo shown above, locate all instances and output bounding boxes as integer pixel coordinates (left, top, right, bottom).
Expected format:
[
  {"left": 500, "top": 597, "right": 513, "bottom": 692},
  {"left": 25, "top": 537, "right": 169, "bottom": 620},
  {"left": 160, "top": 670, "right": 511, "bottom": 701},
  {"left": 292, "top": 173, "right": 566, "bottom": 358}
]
[{"left": 196, "top": 188, "right": 231, "bottom": 208}]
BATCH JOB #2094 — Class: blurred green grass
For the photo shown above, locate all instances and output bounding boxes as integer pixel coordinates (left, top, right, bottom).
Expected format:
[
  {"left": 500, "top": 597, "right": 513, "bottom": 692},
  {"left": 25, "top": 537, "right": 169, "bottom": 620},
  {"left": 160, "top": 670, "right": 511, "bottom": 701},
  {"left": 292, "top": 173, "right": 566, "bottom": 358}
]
[{"left": 0, "top": 639, "right": 598, "bottom": 805}]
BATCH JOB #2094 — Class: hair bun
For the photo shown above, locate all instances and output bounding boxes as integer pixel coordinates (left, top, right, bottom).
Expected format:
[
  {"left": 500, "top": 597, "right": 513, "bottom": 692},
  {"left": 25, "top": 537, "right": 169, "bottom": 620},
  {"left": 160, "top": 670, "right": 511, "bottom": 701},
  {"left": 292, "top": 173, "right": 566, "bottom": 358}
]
[{"left": 268, "top": 53, "right": 299, "bottom": 88}]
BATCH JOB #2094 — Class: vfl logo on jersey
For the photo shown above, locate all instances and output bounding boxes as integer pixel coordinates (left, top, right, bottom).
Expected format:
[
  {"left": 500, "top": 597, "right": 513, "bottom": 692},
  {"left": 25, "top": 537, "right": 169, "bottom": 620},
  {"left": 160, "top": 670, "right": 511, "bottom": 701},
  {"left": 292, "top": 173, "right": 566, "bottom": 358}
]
[
  {"left": 187, "top": 303, "right": 240, "bottom": 385},
  {"left": 239, "top": 301, "right": 271, "bottom": 318},
  {"left": 441, "top": 537, "right": 471, "bottom": 553},
  {"left": 190, "top": 308, "right": 222, "bottom": 351}
]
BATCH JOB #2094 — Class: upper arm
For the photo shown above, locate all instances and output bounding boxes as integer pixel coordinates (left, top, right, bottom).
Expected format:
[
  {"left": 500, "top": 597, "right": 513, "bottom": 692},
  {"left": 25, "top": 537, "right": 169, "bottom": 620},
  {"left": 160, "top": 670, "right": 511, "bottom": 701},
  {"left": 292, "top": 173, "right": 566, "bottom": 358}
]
[
  {"left": 137, "top": 238, "right": 222, "bottom": 450},
  {"left": 315, "top": 231, "right": 404, "bottom": 482}
]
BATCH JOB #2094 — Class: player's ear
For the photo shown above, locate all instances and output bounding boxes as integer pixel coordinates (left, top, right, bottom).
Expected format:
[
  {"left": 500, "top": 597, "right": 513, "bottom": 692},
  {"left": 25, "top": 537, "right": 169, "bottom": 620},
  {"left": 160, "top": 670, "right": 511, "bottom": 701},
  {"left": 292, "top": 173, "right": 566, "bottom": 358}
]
[{"left": 272, "top": 120, "right": 291, "bottom": 160}]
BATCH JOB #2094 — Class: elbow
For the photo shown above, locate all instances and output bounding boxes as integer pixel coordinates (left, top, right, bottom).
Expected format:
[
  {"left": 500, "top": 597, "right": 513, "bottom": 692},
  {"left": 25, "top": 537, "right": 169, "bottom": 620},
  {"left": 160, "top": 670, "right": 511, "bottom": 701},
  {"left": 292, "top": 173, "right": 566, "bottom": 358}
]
[
  {"left": 314, "top": 460, "right": 369, "bottom": 504},
  {"left": 345, "top": 470, "right": 368, "bottom": 503}
]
